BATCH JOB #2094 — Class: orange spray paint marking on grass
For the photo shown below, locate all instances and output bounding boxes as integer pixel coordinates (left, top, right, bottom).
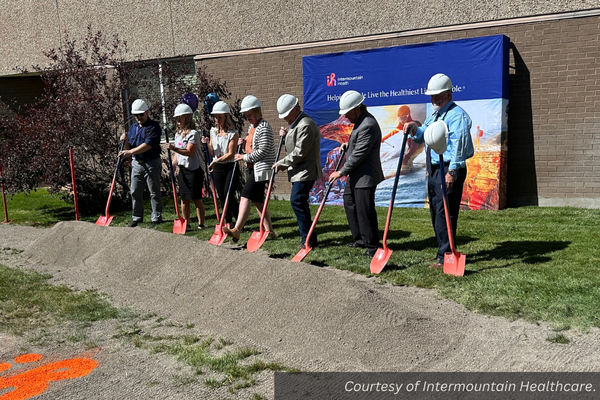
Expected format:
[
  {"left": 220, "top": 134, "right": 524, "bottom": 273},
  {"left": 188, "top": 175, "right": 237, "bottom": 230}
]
[{"left": 0, "top": 353, "right": 98, "bottom": 400}]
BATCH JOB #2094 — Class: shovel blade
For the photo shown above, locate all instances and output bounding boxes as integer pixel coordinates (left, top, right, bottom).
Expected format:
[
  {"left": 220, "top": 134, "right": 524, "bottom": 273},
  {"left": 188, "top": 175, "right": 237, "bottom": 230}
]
[
  {"left": 370, "top": 248, "right": 393, "bottom": 274},
  {"left": 95, "top": 214, "right": 113, "bottom": 226},
  {"left": 443, "top": 251, "right": 466, "bottom": 276},
  {"left": 291, "top": 245, "right": 312, "bottom": 262},
  {"left": 173, "top": 218, "right": 187, "bottom": 235},
  {"left": 247, "top": 230, "right": 268, "bottom": 253},
  {"left": 208, "top": 224, "right": 227, "bottom": 245}
]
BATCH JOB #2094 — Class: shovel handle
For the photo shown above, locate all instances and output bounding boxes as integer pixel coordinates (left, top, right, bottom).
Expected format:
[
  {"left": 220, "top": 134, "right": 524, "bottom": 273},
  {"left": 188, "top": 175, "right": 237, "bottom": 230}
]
[
  {"left": 438, "top": 155, "right": 457, "bottom": 253},
  {"left": 105, "top": 140, "right": 126, "bottom": 217},
  {"left": 203, "top": 129, "right": 221, "bottom": 221},
  {"left": 219, "top": 132, "right": 244, "bottom": 228},
  {"left": 304, "top": 147, "right": 347, "bottom": 246},
  {"left": 257, "top": 134, "right": 285, "bottom": 234},
  {"left": 381, "top": 134, "right": 408, "bottom": 246},
  {"left": 164, "top": 128, "right": 183, "bottom": 219}
]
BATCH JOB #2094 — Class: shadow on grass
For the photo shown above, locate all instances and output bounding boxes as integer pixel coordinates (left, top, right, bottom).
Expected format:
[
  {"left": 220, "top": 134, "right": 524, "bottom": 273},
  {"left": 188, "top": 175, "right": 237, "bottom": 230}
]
[
  {"left": 376, "top": 262, "right": 408, "bottom": 272},
  {"left": 468, "top": 240, "right": 571, "bottom": 273},
  {"left": 394, "top": 235, "right": 478, "bottom": 253},
  {"left": 36, "top": 206, "right": 76, "bottom": 223},
  {"left": 472, "top": 240, "right": 570, "bottom": 262}
]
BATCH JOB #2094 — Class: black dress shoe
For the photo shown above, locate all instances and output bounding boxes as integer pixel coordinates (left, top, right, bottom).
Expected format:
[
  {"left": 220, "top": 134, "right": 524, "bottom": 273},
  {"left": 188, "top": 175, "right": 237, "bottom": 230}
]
[
  {"left": 348, "top": 242, "right": 366, "bottom": 249},
  {"left": 364, "top": 248, "right": 378, "bottom": 257},
  {"left": 128, "top": 221, "right": 139, "bottom": 227},
  {"left": 149, "top": 221, "right": 162, "bottom": 228}
]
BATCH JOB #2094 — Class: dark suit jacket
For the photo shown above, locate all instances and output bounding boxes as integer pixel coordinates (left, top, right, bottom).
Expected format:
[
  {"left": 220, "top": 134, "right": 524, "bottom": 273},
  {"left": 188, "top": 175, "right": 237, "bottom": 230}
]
[{"left": 339, "top": 111, "right": 384, "bottom": 189}]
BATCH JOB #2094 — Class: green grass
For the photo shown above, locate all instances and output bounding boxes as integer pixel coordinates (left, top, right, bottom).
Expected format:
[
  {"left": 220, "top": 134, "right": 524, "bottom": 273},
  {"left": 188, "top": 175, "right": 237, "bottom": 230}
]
[
  {"left": 4, "top": 188, "right": 600, "bottom": 331},
  {"left": 113, "top": 323, "right": 295, "bottom": 393},
  {"left": 0, "top": 261, "right": 128, "bottom": 335}
]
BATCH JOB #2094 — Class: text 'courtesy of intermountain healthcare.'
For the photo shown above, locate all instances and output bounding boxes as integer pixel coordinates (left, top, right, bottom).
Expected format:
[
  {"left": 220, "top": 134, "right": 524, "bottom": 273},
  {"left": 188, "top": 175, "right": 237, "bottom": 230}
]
[{"left": 275, "top": 372, "right": 600, "bottom": 399}]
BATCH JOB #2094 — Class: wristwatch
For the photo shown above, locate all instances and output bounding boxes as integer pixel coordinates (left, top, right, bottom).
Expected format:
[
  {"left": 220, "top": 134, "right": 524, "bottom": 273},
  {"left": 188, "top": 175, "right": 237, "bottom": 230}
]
[{"left": 448, "top": 169, "right": 457, "bottom": 178}]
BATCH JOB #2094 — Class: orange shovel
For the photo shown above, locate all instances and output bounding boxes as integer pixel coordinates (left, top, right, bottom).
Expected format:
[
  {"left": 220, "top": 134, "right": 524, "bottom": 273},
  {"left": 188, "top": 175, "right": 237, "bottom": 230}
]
[
  {"left": 164, "top": 128, "right": 187, "bottom": 234},
  {"left": 96, "top": 141, "right": 125, "bottom": 226},
  {"left": 247, "top": 135, "right": 284, "bottom": 253},
  {"left": 438, "top": 155, "right": 466, "bottom": 276},
  {"left": 208, "top": 141, "right": 242, "bottom": 245},
  {"left": 292, "top": 148, "right": 346, "bottom": 262},
  {"left": 370, "top": 133, "right": 408, "bottom": 273}
]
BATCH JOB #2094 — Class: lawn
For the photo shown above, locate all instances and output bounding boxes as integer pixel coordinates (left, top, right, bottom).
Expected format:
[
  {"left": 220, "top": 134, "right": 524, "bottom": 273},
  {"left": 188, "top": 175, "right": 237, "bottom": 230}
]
[{"left": 3, "top": 188, "right": 600, "bottom": 331}]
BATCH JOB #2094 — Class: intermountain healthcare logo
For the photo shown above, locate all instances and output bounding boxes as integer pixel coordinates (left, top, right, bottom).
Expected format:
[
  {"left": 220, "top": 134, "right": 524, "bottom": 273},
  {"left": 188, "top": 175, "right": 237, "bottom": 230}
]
[
  {"left": 0, "top": 353, "right": 98, "bottom": 399},
  {"left": 327, "top": 73, "right": 336, "bottom": 86}
]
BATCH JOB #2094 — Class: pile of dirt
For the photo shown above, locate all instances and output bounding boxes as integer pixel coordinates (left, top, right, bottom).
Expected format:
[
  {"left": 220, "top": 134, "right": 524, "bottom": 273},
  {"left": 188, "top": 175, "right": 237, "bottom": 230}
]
[{"left": 2, "top": 221, "right": 600, "bottom": 399}]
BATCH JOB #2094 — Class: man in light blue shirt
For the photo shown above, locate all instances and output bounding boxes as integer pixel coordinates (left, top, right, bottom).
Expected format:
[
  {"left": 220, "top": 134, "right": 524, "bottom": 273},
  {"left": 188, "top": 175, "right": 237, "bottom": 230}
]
[{"left": 404, "top": 74, "right": 474, "bottom": 269}]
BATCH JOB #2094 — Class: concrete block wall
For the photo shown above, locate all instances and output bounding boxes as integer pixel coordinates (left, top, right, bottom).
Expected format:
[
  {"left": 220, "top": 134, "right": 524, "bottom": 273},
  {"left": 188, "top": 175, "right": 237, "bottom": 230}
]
[
  {"left": 197, "top": 15, "right": 600, "bottom": 207},
  {"left": 0, "top": 0, "right": 596, "bottom": 76}
]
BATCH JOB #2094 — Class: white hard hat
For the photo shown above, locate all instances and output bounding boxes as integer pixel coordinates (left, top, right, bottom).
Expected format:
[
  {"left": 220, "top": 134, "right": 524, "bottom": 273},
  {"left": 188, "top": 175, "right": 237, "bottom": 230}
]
[
  {"left": 424, "top": 73, "right": 453, "bottom": 96},
  {"left": 339, "top": 90, "right": 364, "bottom": 115},
  {"left": 211, "top": 101, "right": 231, "bottom": 115},
  {"left": 173, "top": 103, "right": 193, "bottom": 117},
  {"left": 424, "top": 120, "right": 449, "bottom": 155},
  {"left": 277, "top": 94, "right": 299, "bottom": 118},
  {"left": 240, "top": 95, "right": 261, "bottom": 113},
  {"left": 131, "top": 99, "right": 148, "bottom": 114}
]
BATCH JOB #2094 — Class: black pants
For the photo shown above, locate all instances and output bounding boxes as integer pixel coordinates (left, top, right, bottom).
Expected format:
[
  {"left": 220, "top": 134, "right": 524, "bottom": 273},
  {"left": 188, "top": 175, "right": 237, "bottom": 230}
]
[
  {"left": 343, "top": 184, "right": 380, "bottom": 251},
  {"left": 212, "top": 162, "right": 239, "bottom": 225},
  {"left": 428, "top": 166, "right": 466, "bottom": 262}
]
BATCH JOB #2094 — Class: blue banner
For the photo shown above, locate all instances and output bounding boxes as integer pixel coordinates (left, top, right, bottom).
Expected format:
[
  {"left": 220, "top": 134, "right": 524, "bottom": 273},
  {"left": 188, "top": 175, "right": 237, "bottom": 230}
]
[
  {"left": 302, "top": 35, "right": 509, "bottom": 210},
  {"left": 303, "top": 35, "right": 509, "bottom": 125}
]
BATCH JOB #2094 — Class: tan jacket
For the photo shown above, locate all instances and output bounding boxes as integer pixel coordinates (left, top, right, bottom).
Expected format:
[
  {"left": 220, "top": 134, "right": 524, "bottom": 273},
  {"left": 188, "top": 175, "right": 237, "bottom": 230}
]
[{"left": 276, "top": 112, "right": 322, "bottom": 182}]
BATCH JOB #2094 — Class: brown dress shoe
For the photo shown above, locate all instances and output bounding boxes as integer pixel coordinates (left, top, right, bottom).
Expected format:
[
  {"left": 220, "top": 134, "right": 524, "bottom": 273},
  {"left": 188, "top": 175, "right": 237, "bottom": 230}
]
[
  {"left": 222, "top": 226, "right": 240, "bottom": 243},
  {"left": 267, "top": 231, "right": 278, "bottom": 240},
  {"left": 428, "top": 262, "right": 444, "bottom": 269}
]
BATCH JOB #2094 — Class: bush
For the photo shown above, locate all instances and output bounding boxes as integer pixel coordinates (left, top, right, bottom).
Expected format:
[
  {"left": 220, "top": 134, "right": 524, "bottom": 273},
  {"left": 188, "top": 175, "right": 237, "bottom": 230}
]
[{"left": 0, "top": 26, "right": 240, "bottom": 213}]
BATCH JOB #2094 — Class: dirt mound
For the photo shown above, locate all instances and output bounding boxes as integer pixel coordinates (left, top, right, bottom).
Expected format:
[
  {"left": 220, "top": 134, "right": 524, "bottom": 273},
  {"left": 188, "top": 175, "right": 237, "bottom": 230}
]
[{"left": 13, "top": 220, "right": 599, "bottom": 375}]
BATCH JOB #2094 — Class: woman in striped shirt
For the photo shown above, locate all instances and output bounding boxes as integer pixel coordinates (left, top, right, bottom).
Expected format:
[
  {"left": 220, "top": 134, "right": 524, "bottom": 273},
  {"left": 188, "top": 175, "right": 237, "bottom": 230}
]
[{"left": 223, "top": 95, "right": 277, "bottom": 243}]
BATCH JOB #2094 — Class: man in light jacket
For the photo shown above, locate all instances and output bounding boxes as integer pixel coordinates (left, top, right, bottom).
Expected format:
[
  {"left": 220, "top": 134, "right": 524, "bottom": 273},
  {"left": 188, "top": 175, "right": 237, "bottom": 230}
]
[{"left": 274, "top": 94, "right": 322, "bottom": 248}]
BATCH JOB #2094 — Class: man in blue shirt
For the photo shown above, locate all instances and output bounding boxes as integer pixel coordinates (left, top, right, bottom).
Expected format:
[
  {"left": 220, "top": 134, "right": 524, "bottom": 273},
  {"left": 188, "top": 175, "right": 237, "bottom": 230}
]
[
  {"left": 404, "top": 74, "right": 474, "bottom": 269},
  {"left": 119, "top": 99, "right": 163, "bottom": 227}
]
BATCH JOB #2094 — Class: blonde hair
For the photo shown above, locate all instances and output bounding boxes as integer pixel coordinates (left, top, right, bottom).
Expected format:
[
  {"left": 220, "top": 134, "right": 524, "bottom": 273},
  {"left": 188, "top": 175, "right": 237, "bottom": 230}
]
[
  {"left": 216, "top": 113, "right": 235, "bottom": 132},
  {"left": 249, "top": 107, "right": 262, "bottom": 121},
  {"left": 176, "top": 113, "right": 197, "bottom": 138}
]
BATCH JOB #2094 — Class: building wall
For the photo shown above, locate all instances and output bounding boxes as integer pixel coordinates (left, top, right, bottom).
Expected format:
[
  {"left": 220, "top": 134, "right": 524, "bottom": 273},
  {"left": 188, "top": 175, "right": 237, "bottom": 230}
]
[
  {"left": 1, "top": 2, "right": 599, "bottom": 207},
  {"left": 196, "top": 14, "right": 600, "bottom": 208},
  {"left": 0, "top": 0, "right": 597, "bottom": 75}
]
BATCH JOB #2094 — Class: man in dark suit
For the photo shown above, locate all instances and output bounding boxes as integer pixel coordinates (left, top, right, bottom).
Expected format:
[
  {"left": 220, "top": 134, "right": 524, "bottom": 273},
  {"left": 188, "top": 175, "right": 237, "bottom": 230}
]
[{"left": 329, "top": 90, "right": 384, "bottom": 256}]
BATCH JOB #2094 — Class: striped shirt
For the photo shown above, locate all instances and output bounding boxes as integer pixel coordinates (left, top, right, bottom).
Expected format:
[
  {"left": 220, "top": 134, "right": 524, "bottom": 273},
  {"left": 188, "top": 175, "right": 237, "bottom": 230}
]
[{"left": 243, "top": 119, "right": 276, "bottom": 182}]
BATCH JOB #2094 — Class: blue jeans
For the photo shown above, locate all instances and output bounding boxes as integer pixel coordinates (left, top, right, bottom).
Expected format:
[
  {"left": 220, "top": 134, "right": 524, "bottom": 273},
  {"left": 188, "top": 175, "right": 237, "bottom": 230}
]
[
  {"left": 291, "top": 180, "right": 316, "bottom": 245},
  {"left": 131, "top": 158, "right": 163, "bottom": 222}
]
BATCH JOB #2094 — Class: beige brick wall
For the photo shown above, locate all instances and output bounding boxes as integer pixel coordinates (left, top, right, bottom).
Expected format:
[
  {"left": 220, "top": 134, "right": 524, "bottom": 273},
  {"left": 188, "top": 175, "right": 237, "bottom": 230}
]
[{"left": 198, "top": 15, "right": 600, "bottom": 207}]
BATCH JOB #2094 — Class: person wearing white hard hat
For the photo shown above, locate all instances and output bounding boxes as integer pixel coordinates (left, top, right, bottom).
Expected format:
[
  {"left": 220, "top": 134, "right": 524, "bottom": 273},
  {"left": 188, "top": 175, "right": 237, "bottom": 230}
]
[
  {"left": 163, "top": 103, "right": 206, "bottom": 231},
  {"left": 119, "top": 99, "right": 163, "bottom": 227},
  {"left": 328, "top": 90, "right": 384, "bottom": 257},
  {"left": 404, "top": 73, "right": 474, "bottom": 269},
  {"left": 273, "top": 94, "right": 322, "bottom": 248},
  {"left": 201, "top": 101, "right": 240, "bottom": 229},
  {"left": 222, "top": 95, "right": 277, "bottom": 243}
]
